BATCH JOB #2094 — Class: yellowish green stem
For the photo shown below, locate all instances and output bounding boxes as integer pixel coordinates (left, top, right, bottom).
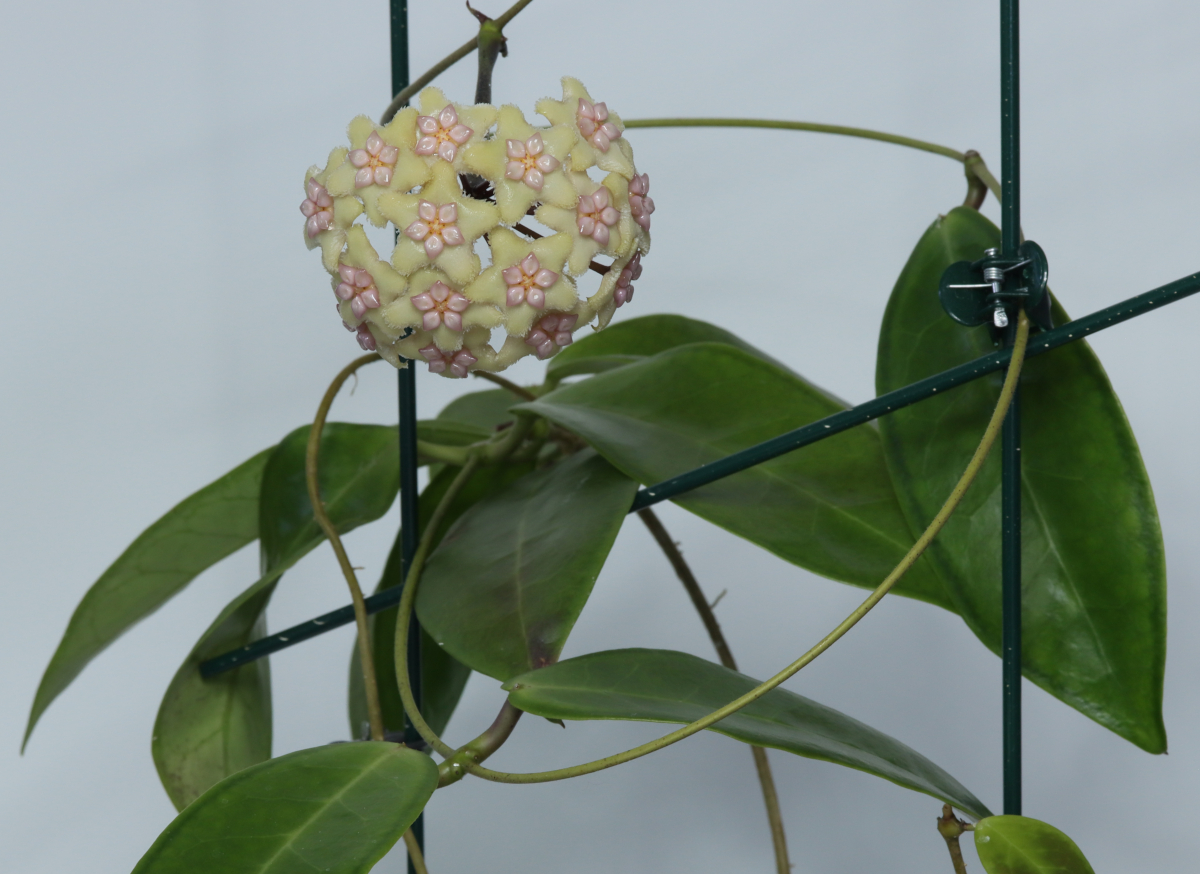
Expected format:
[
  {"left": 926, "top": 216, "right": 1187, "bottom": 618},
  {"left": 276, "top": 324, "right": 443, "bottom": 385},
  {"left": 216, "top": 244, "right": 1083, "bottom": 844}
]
[{"left": 305, "top": 354, "right": 386, "bottom": 742}]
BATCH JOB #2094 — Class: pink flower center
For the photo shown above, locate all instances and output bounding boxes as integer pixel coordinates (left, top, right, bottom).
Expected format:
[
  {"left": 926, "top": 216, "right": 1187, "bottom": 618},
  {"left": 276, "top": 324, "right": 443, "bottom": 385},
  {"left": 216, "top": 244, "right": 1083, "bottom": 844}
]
[
  {"left": 628, "top": 174, "right": 655, "bottom": 231},
  {"left": 504, "top": 134, "right": 561, "bottom": 191},
  {"left": 415, "top": 105, "right": 474, "bottom": 163},
  {"left": 525, "top": 312, "right": 579, "bottom": 359},
  {"left": 613, "top": 253, "right": 642, "bottom": 309},
  {"left": 300, "top": 179, "right": 335, "bottom": 238},
  {"left": 349, "top": 132, "right": 399, "bottom": 189},
  {"left": 343, "top": 321, "right": 378, "bottom": 352},
  {"left": 576, "top": 98, "right": 622, "bottom": 152},
  {"left": 410, "top": 281, "right": 470, "bottom": 332},
  {"left": 502, "top": 253, "right": 558, "bottom": 308},
  {"left": 419, "top": 343, "right": 477, "bottom": 378},
  {"left": 335, "top": 264, "right": 382, "bottom": 320},
  {"left": 576, "top": 187, "right": 620, "bottom": 247},
  {"left": 404, "top": 201, "right": 465, "bottom": 259}
]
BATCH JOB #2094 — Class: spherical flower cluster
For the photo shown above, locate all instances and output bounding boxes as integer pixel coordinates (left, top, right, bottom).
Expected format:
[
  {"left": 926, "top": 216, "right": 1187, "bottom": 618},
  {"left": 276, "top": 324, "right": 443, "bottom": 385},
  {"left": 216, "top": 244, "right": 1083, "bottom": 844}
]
[{"left": 301, "top": 78, "right": 653, "bottom": 376}]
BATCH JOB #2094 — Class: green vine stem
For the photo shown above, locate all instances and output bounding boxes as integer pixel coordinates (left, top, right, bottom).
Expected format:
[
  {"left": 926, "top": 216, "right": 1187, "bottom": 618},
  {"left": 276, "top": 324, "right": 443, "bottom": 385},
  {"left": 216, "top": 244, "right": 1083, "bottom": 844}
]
[
  {"left": 624, "top": 118, "right": 1002, "bottom": 204},
  {"left": 424, "top": 311, "right": 1031, "bottom": 786},
  {"left": 380, "top": 0, "right": 535, "bottom": 124},
  {"left": 305, "top": 353, "right": 387, "bottom": 741},
  {"left": 937, "top": 804, "right": 973, "bottom": 874},
  {"left": 638, "top": 507, "right": 790, "bottom": 874},
  {"left": 472, "top": 370, "right": 537, "bottom": 401},
  {"left": 402, "top": 828, "right": 431, "bottom": 874}
]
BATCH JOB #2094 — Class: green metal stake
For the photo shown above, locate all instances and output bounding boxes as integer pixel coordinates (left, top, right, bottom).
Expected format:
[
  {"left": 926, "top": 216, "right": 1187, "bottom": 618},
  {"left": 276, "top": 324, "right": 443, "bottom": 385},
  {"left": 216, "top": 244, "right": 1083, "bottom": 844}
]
[
  {"left": 389, "top": 2, "right": 426, "bottom": 870},
  {"left": 1000, "top": 0, "right": 1023, "bottom": 816}
]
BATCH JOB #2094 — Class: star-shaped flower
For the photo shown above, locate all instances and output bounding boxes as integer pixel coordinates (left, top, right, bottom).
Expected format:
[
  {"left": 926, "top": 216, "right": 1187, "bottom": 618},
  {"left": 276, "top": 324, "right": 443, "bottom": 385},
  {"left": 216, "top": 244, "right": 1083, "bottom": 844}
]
[
  {"left": 411, "top": 87, "right": 498, "bottom": 172},
  {"left": 396, "top": 326, "right": 497, "bottom": 374},
  {"left": 461, "top": 105, "right": 576, "bottom": 223},
  {"left": 536, "top": 78, "right": 636, "bottom": 178},
  {"left": 333, "top": 226, "right": 408, "bottom": 323},
  {"left": 302, "top": 148, "right": 364, "bottom": 272},
  {"left": 325, "top": 110, "right": 431, "bottom": 227},
  {"left": 379, "top": 268, "right": 503, "bottom": 352},
  {"left": 524, "top": 311, "right": 580, "bottom": 360},
  {"left": 379, "top": 163, "right": 499, "bottom": 284},
  {"left": 536, "top": 172, "right": 635, "bottom": 275},
  {"left": 464, "top": 228, "right": 576, "bottom": 337},
  {"left": 418, "top": 343, "right": 478, "bottom": 378}
]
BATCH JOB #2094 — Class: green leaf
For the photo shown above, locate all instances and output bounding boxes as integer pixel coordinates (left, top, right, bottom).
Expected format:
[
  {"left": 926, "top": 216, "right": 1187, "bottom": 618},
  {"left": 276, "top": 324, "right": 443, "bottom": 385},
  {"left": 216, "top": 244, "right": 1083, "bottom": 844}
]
[
  {"left": 520, "top": 343, "right": 950, "bottom": 608},
  {"left": 152, "top": 577, "right": 275, "bottom": 812},
  {"left": 155, "top": 423, "right": 402, "bottom": 809},
  {"left": 505, "top": 648, "right": 990, "bottom": 819},
  {"left": 437, "top": 388, "right": 517, "bottom": 431},
  {"left": 25, "top": 447, "right": 273, "bottom": 751},
  {"left": 876, "top": 207, "right": 1167, "bottom": 752},
  {"left": 133, "top": 742, "right": 436, "bottom": 874},
  {"left": 348, "top": 462, "right": 534, "bottom": 737},
  {"left": 416, "top": 418, "right": 492, "bottom": 448},
  {"left": 546, "top": 312, "right": 799, "bottom": 380},
  {"left": 975, "top": 816, "right": 1095, "bottom": 874},
  {"left": 416, "top": 450, "right": 638, "bottom": 681}
]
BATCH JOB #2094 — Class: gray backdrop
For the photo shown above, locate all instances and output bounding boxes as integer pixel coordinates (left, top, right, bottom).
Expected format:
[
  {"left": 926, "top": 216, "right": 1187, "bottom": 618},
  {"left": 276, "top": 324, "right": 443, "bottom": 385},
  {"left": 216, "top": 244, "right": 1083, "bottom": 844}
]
[{"left": 2, "top": 1, "right": 1198, "bottom": 871}]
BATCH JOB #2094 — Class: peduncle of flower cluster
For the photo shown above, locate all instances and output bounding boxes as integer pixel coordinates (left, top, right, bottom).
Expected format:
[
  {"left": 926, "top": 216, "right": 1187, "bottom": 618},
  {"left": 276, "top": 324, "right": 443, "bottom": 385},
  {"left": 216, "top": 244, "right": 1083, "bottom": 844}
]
[{"left": 301, "top": 78, "right": 655, "bottom": 378}]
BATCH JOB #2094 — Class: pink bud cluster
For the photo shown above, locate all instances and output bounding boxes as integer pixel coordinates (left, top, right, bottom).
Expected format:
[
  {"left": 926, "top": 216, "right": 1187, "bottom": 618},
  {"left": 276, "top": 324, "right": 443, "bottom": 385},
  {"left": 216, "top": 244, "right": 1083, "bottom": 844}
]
[
  {"left": 415, "top": 105, "right": 473, "bottom": 163},
  {"left": 335, "top": 265, "right": 381, "bottom": 319},
  {"left": 613, "top": 253, "right": 641, "bottom": 308},
  {"left": 526, "top": 313, "right": 579, "bottom": 359},
  {"left": 301, "top": 179, "right": 334, "bottom": 238},
  {"left": 576, "top": 187, "right": 620, "bottom": 245},
  {"left": 350, "top": 132, "right": 399, "bottom": 188},
  {"left": 505, "top": 134, "right": 560, "bottom": 191},
  {"left": 576, "top": 98, "right": 622, "bottom": 152},
  {"left": 504, "top": 254, "right": 558, "bottom": 308}
]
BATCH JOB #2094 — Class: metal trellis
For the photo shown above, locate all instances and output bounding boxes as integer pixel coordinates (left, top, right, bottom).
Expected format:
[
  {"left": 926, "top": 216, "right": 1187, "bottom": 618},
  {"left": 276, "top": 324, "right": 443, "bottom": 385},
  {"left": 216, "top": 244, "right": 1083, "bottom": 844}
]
[{"left": 195, "top": 0, "right": 1200, "bottom": 858}]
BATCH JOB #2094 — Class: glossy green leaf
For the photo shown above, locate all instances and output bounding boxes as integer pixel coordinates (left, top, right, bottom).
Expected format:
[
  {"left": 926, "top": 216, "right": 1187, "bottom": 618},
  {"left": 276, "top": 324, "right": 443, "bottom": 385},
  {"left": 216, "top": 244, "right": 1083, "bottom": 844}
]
[
  {"left": 521, "top": 344, "right": 950, "bottom": 608},
  {"left": 416, "top": 450, "right": 638, "bottom": 681},
  {"left": 155, "top": 423, "right": 402, "bottom": 809},
  {"left": 133, "top": 742, "right": 436, "bottom": 874},
  {"left": 975, "top": 816, "right": 1095, "bottom": 874},
  {"left": 505, "top": 648, "right": 990, "bottom": 819},
  {"left": 547, "top": 312, "right": 798, "bottom": 379},
  {"left": 876, "top": 207, "right": 1166, "bottom": 752},
  {"left": 24, "top": 447, "right": 272, "bottom": 750},
  {"left": 347, "top": 462, "right": 534, "bottom": 737}
]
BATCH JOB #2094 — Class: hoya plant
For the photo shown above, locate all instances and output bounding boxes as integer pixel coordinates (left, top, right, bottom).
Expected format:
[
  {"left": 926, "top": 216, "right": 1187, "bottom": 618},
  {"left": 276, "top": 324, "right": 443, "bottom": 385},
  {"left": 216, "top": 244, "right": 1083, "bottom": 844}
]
[{"left": 9, "top": 1, "right": 1199, "bottom": 873}]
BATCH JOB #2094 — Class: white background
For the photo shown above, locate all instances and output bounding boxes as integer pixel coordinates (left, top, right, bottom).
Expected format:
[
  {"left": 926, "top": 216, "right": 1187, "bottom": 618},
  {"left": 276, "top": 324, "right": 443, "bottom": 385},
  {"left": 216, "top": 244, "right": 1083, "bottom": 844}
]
[{"left": 2, "top": 1, "right": 1199, "bottom": 871}]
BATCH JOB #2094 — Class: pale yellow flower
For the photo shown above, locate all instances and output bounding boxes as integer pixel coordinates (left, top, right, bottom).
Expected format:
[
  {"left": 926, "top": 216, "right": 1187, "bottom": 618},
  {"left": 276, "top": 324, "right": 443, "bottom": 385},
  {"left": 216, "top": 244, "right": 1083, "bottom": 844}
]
[
  {"left": 302, "top": 148, "right": 364, "bottom": 272},
  {"left": 379, "top": 163, "right": 499, "bottom": 284},
  {"left": 333, "top": 226, "right": 408, "bottom": 327},
  {"left": 536, "top": 77, "right": 636, "bottom": 178},
  {"left": 464, "top": 228, "right": 576, "bottom": 338},
  {"left": 396, "top": 326, "right": 497, "bottom": 377},
  {"left": 412, "top": 87, "right": 498, "bottom": 172},
  {"left": 461, "top": 105, "right": 577, "bottom": 224},
  {"left": 536, "top": 171, "right": 635, "bottom": 275},
  {"left": 325, "top": 110, "right": 432, "bottom": 227},
  {"left": 379, "top": 267, "right": 502, "bottom": 353}
]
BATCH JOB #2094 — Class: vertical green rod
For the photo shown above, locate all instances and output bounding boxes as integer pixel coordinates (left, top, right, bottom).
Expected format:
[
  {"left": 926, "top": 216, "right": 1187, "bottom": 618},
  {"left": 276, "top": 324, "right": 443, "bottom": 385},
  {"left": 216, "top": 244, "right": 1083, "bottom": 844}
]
[
  {"left": 389, "top": 2, "right": 425, "bottom": 870},
  {"left": 1000, "top": 0, "right": 1022, "bottom": 815}
]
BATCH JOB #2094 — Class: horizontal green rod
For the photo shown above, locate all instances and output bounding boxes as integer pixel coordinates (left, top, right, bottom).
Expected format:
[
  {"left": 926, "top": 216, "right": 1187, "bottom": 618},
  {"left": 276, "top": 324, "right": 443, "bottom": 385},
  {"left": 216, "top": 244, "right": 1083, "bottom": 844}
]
[{"left": 200, "top": 268, "right": 1200, "bottom": 678}]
